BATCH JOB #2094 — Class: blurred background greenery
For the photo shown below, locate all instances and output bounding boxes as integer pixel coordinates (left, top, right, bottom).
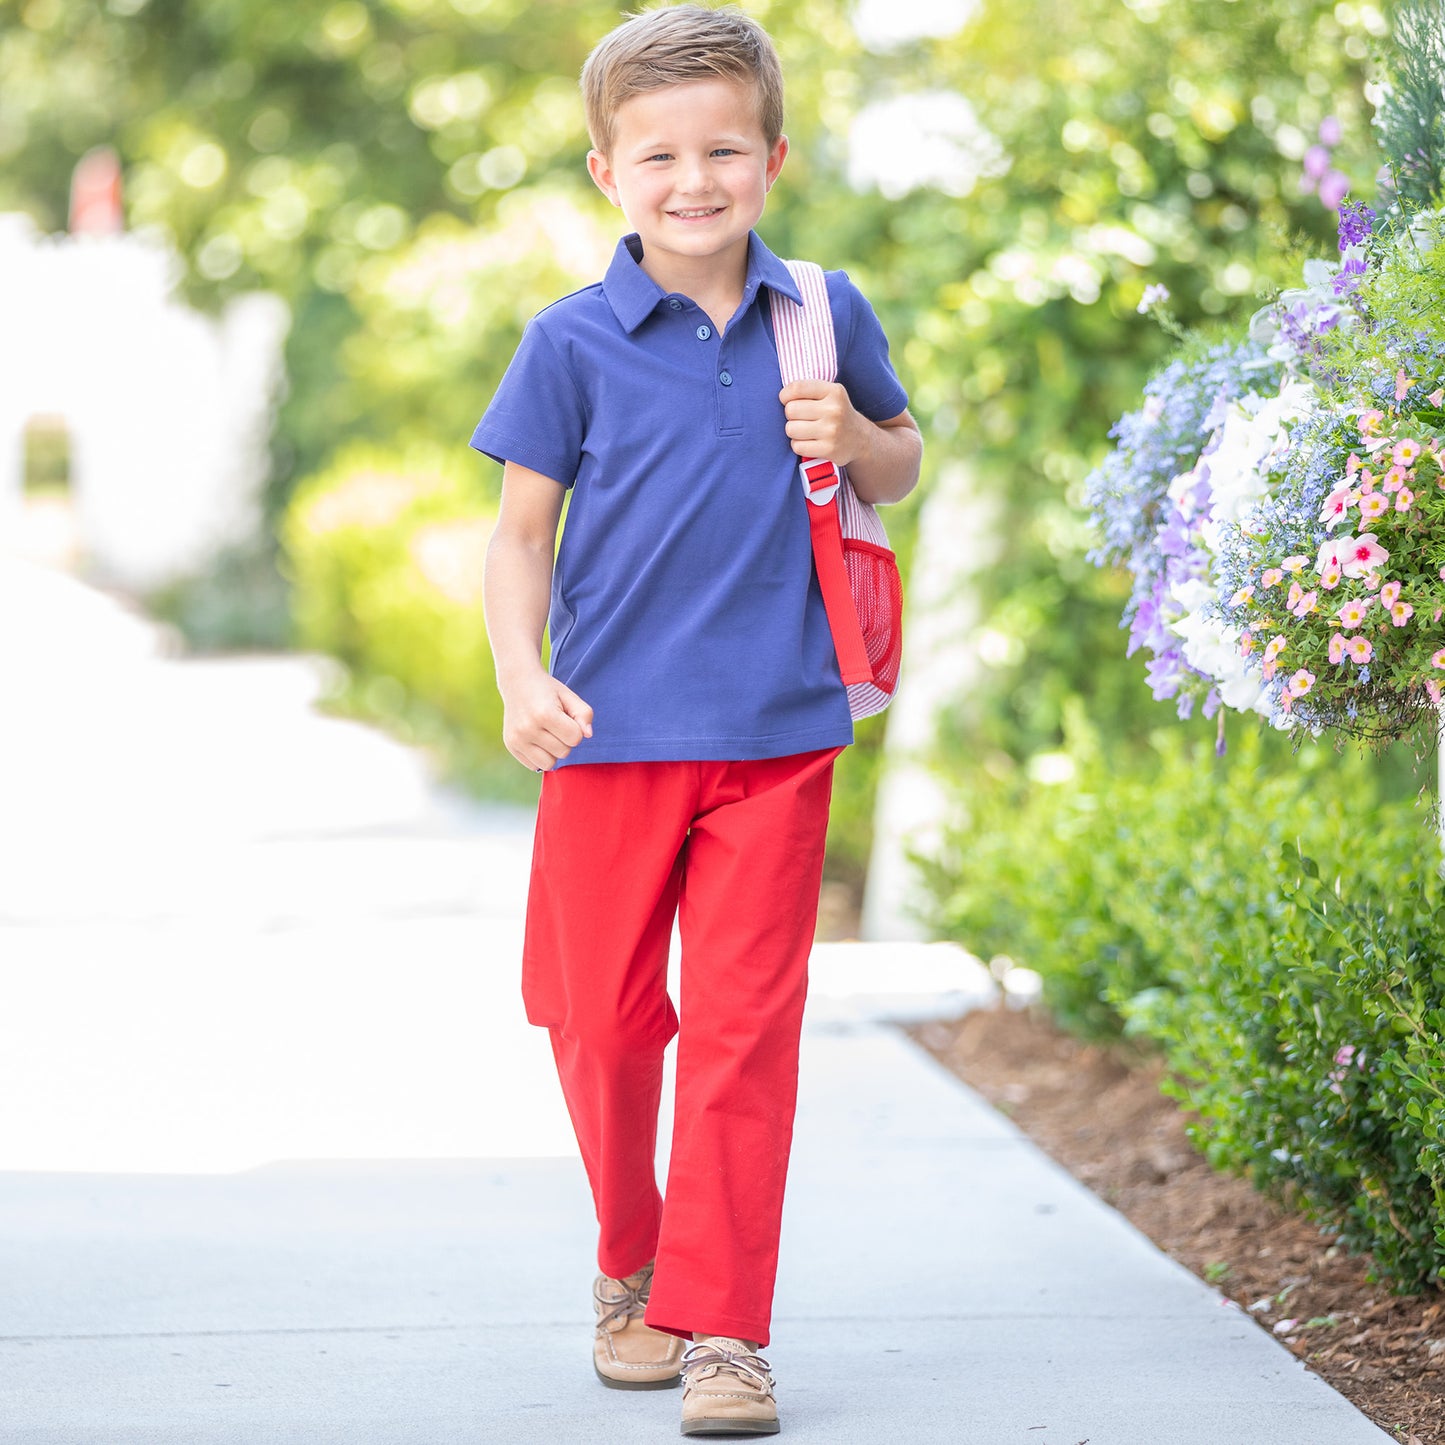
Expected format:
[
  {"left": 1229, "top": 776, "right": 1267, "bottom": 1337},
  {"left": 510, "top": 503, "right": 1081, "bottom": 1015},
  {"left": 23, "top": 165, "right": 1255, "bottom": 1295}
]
[{"left": 4, "top": 0, "right": 1426, "bottom": 889}]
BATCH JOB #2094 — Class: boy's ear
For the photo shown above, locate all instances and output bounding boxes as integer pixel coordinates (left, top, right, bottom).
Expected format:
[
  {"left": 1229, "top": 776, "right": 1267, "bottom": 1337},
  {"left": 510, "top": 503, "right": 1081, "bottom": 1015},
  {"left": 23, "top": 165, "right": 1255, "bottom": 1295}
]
[
  {"left": 765, "top": 134, "right": 788, "bottom": 192},
  {"left": 587, "top": 149, "right": 621, "bottom": 206}
]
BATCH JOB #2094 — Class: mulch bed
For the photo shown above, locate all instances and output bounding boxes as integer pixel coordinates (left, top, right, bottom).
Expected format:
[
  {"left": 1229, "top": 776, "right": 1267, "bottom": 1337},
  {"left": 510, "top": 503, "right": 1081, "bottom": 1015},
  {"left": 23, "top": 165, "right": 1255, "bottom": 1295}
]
[{"left": 908, "top": 1003, "right": 1445, "bottom": 1445}]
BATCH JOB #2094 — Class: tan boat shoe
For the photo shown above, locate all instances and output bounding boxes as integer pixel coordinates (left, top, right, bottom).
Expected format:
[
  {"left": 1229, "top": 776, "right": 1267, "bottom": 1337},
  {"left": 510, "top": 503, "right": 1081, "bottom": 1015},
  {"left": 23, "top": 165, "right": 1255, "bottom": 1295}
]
[
  {"left": 593, "top": 1262, "right": 684, "bottom": 1390},
  {"left": 679, "top": 1336, "right": 779, "bottom": 1436}
]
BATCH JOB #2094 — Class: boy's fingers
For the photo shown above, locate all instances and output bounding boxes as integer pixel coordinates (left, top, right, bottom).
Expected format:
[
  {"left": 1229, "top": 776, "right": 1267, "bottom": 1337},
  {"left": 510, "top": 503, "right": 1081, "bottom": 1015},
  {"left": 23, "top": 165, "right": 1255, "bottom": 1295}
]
[
  {"left": 556, "top": 686, "right": 594, "bottom": 737},
  {"left": 779, "top": 380, "right": 830, "bottom": 404},
  {"left": 784, "top": 398, "right": 825, "bottom": 422}
]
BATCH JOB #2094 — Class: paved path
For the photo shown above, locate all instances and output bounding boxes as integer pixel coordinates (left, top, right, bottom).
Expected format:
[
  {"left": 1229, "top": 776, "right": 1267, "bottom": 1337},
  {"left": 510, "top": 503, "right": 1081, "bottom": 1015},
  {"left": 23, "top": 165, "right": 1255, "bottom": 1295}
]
[{"left": 0, "top": 557, "right": 1392, "bottom": 1443}]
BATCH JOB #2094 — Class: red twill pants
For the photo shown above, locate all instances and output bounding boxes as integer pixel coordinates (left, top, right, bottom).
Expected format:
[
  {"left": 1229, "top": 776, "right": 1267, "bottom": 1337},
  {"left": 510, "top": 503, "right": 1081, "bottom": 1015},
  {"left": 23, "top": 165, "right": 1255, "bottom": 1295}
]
[{"left": 523, "top": 748, "right": 841, "bottom": 1348}]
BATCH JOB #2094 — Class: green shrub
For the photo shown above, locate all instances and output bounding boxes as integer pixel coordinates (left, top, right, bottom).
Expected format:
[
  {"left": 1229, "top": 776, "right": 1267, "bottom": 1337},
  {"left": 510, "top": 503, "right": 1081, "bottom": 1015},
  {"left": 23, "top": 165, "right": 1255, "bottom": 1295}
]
[
  {"left": 279, "top": 444, "right": 529, "bottom": 798},
  {"left": 1143, "top": 839, "right": 1445, "bottom": 1291},
  {"left": 918, "top": 719, "right": 1445, "bottom": 1289}
]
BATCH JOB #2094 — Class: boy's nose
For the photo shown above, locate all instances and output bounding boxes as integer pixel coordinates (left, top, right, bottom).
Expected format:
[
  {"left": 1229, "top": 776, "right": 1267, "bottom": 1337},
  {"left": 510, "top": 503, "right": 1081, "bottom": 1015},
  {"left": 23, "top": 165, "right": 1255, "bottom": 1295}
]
[{"left": 676, "top": 160, "right": 712, "bottom": 195}]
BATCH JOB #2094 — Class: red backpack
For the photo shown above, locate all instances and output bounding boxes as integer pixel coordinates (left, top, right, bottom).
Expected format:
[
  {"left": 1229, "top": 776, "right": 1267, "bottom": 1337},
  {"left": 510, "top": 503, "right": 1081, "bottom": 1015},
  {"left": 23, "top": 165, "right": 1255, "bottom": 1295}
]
[{"left": 770, "top": 260, "right": 903, "bottom": 720}]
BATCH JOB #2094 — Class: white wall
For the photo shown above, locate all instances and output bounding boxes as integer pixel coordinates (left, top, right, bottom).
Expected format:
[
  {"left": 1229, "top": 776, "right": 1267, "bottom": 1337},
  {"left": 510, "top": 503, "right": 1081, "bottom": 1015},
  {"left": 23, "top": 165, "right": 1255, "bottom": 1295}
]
[
  {"left": 0, "top": 214, "right": 288, "bottom": 591},
  {"left": 862, "top": 462, "right": 1000, "bottom": 939}
]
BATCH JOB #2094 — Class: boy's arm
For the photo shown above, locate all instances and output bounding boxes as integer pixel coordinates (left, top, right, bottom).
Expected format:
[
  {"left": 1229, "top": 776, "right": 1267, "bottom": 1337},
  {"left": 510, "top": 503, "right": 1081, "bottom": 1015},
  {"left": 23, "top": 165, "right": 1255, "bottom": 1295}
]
[
  {"left": 778, "top": 381, "right": 923, "bottom": 505},
  {"left": 483, "top": 460, "right": 594, "bottom": 771}
]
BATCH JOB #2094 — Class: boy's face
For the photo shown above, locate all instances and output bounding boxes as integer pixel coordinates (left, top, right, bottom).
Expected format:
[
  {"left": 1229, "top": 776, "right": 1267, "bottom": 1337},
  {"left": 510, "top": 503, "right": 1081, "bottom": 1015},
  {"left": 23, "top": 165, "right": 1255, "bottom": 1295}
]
[{"left": 588, "top": 79, "right": 787, "bottom": 292}]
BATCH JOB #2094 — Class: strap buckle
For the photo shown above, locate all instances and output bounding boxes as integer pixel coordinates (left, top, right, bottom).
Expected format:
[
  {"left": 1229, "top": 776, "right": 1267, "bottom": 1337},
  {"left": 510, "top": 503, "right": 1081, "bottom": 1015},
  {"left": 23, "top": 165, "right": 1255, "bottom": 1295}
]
[{"left": 799, "top": 458, "right": 840, "bottom": 506}]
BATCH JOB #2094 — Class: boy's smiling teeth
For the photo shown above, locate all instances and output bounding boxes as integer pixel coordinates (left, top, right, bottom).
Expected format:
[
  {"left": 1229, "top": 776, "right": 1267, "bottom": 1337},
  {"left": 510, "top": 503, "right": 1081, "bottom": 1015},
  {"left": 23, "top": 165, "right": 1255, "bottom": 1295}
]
[{"left": 671, "top": 207, "right": 723, "bottom": 218}]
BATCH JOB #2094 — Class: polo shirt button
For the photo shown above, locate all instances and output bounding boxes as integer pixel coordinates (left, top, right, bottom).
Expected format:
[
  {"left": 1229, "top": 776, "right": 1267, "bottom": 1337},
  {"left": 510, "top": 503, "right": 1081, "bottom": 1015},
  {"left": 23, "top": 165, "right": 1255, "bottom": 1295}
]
[
  {"left": 719, "top": 370, "right": 733, "bottom": 386},
  {"left": 696, "top": 324, "right": 712, "bottom": 340},
  {"left": 668, "top": 299, "right": 683, "bottom": 310}
]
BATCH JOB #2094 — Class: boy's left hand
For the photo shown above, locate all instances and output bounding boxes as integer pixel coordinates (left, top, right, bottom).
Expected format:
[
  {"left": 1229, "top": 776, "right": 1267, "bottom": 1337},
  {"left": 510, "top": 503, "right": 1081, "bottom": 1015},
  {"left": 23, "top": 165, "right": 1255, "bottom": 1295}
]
[{"left": 779, "top": 380, "right": 870, "bottom": 467}]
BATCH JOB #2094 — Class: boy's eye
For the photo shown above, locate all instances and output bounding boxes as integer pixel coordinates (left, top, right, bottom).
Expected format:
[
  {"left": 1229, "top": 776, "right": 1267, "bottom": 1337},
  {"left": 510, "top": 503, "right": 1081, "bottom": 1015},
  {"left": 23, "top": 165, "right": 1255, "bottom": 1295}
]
[
  {"left": 645, "top": 153, "right": 673, "bottom": 163},
  {"left": 711, "top": 148, "right": 737, "bottom": 157}
]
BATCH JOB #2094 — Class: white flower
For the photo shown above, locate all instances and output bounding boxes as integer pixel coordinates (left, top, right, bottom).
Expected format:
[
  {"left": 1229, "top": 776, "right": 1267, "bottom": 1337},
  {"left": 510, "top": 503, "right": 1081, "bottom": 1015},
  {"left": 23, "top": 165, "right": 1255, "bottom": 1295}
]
[
  {"left": 1170, "top": 610, "right": 1273, "bottom": 718},
  {"left": 1205, "top": 380, "right": 1315, "bottom": 525},
  {"left": 1137, "top": 283, "right": 1170, "bottom": 313},
  {"left": 1171, "top": 578, "right": 1215, "bottom": 613},
  {"left": 1167, "top": 463, "right": 1205, "bottom": 515}
]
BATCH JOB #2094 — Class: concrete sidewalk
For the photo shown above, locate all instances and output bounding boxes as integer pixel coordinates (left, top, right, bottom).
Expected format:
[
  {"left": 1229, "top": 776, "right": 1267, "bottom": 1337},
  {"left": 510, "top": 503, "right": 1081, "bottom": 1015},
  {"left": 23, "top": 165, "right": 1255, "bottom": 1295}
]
[{"left": 0, "top": 557, "right": 1392, "bottom": 1444}]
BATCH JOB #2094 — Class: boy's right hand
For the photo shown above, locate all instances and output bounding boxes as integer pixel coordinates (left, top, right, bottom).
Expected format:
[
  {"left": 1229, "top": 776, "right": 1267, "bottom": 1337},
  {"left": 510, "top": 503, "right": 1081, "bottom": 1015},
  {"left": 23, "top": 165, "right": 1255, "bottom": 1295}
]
[{"left": 501, "top": 671, "right": 594, "bottom": 772}]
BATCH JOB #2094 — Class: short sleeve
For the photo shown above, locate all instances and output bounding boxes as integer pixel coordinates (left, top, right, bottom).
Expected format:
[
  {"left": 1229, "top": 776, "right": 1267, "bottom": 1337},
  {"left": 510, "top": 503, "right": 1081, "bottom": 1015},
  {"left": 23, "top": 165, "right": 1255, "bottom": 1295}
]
[
  {"left": 827, "top": 271, "right": 910, "bottom": 423},
  {"left": 469, "top": 316, "right": 587, "bottom": 488}
]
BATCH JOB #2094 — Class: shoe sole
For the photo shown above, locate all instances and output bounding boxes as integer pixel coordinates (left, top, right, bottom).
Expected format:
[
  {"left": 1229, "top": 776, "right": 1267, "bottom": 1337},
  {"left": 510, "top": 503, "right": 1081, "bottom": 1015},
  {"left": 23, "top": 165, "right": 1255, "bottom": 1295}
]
[
  {"left": 680, "top": 1421, "right": 780, "bottom": 1437},
  {"left": 594, "top": 1360, "right": 682, "bottom": 1391}
]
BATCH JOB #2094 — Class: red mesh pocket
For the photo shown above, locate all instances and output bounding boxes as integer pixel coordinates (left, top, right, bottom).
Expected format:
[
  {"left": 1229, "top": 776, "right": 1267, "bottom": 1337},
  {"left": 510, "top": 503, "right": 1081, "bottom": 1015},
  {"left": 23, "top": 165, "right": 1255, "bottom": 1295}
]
[{"left": 842, "top": 538, "right": 902, "bottom": 694}]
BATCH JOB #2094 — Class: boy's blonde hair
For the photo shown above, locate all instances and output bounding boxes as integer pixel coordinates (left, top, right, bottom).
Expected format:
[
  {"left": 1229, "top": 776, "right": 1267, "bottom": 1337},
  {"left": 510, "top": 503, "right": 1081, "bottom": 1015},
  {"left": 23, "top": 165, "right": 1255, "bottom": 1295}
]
[{"left": 581, "top": 4, "right": 785, "bottom": 158}]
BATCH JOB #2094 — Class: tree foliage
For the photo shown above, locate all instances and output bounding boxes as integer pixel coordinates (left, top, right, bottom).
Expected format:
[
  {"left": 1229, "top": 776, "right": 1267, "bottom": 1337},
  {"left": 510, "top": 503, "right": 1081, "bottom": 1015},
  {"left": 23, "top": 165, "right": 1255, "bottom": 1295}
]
[{"left": 2, "top": 0, "right": 1405, "bottom": 843}]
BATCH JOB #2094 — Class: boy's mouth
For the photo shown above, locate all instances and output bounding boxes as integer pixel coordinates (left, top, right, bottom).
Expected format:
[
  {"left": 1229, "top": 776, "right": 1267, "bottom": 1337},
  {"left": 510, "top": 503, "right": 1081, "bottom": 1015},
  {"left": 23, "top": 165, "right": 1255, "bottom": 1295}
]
[{"left": 669, "top": 206, "right": 724, "bottom": 220}]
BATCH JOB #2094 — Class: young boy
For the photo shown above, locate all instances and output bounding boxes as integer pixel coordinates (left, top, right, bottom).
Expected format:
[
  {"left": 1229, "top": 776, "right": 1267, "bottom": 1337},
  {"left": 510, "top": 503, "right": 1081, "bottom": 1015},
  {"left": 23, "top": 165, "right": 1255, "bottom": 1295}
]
[{"left": 473, "top": 4, "right": 920, "bottom": 1435}]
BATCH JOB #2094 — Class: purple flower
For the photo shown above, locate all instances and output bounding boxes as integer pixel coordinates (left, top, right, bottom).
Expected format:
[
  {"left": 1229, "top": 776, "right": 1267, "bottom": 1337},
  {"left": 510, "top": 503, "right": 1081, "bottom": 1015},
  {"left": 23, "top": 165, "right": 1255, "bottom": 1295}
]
[
  {"left": 1146, "top": 651, "right": 1185, "bottom": 701},
  {"left": 1337, "top": 200, "right": 1375, "bottom": 249},
  {"left": 1319, "top": 115, "right": 1342, "bottom": 147},
  {"left": 1333, "top": 254, "right": 1367, "bottom": 299},
  {"left": 1304, "top": 144, "right": 1331, "bottom": 181}
]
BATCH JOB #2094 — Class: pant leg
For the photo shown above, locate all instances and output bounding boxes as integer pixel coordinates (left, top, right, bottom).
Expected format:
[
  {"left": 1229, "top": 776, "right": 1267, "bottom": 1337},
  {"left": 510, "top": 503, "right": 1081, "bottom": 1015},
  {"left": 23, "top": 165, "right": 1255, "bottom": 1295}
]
[
  {"left": 525, "top": 761, "right": 695, "bottom": 1281},
  {"left": 644, "top": 747, "right": 840, "bottom": 1348}
]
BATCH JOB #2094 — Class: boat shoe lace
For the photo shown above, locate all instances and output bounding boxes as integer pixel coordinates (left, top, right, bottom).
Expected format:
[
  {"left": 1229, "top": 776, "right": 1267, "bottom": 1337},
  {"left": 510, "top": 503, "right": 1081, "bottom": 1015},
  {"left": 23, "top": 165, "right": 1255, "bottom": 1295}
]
[
  {"left": 593, "top": 1271, "right": 651, "bottom": 1332},
  {"left": 679, "top": 1339, "right": 775, "bottom": 1392}
]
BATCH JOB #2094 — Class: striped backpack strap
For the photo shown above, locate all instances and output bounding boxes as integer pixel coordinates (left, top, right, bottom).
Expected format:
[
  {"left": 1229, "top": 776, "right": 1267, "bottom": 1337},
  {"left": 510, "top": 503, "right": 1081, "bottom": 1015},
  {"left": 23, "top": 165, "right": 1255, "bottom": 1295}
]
[{"left": 769, "top": 262, "right": 875, "bottom": 688}]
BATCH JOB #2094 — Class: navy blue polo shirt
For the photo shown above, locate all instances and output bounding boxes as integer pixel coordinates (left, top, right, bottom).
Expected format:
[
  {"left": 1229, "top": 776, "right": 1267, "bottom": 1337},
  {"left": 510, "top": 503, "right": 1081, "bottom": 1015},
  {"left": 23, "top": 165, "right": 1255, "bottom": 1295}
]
[{"left": 470, "top": 230, "right": 909, "bottom": 766}]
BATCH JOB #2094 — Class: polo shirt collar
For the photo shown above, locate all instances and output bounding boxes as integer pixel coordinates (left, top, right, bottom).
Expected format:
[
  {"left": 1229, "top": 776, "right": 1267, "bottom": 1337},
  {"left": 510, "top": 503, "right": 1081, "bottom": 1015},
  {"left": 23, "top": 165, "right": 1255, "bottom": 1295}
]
[{"left": 601, "top": 231, "right": 804, "bottom": 333}]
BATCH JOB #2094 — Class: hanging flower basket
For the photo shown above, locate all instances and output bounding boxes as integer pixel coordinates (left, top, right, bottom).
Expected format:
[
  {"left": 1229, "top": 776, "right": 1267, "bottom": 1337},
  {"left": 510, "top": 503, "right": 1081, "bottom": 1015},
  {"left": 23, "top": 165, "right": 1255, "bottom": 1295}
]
[{"left": 1085, "top": 4, "right": 1445, "bottom": 746}]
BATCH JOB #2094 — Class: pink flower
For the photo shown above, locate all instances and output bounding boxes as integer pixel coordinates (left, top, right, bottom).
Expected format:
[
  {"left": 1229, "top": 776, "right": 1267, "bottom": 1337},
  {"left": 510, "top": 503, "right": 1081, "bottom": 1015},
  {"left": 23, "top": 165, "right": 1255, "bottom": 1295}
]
[
  {"left": 1320, "top": 563, "right": 1343, "bottom": 590},
  {"left": 1359, "top": 409, "right": 1385, "bottom": 437},
  {"left": 1358, "top": 491, "right": 1389, "bottom": 520},
  {"left": 1428, "top": 678, "right": 1444, "bottom": 706},
  {"left": 1281, "top": 554, "right": 1310, "bottom": 573},
  {"left": 1319, "top": 484, "right": 1358, "bottom": 526},
  {"left": 1431, "top": 648, "right": 1445, "bottom": 670},
  {"left": 1289, "top": 588, "right": 1317, "bottom": 618},
  {"left": 1327, "top": 1043, "right": 1361, "bottom": 1095},
  {"left": 1261, "top": 568, "right": 1284, "bottom": 588},
  {"left": 1391, "top": 601, "right": 1414, "bottom": 626},
  {"left": 1321, "top": 171, "right": 1349, "bottom": 210},
  {"left": 1346, "top": 452, "right": 1362, "bottom": 477},
  {"left": 1394, "top": 438, "right": 1422, "bottom": 466},
  {"left": 1396, "top": 369, "right": 1413, "bottom": 401},
  {"left": 1240, "top": 633, "right": 1257, "bottom": 657},
  {"left": 1345, "top": 635, "right": 1373, "bottom": 664},
  {"left": 1287, "top": 668, "right": 1316, "bottom": 698},
  {"left": 1263, "top": 634, "right": 1287, "bottom": 664},
  {"left": 1338, "top": 533, "right": 1389, "bottom": 578},
  {"left": 1263, "top": 658, "right": 1279, "bottom": 682},
  {"left": 1381, "top": 465, "right": 1407, "bottom": 493},
  {"left": 1439, "top": 566, "right": 1445, "bottom": 582},
  {"left": 1317, "top": 538, "right": 1343, "bottom": 573},
  {"left": 1380, "top": 580, "right": 1400, "bottom": 608},
  {"left": 1357, "top": 468, "right": 1376, "bottom": 494},
  {"left": 1430, "top": 389, "right": 1445, "bottom": 407},
  {"left": 1363, "top": 570, "right": 1382, "bottom": 591},
  {"left": 1228, "top": 585, "right": 1255, "bottom": 608},
  {"left": 1336, "top": 598, "right": 1370, "bottom": 629},
  {"left": 1328, "top": 632, "right": 1346, "bottom": 664},
  {"left": 1396, "top": 487, "right": 1415, "bottom": 512}
]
